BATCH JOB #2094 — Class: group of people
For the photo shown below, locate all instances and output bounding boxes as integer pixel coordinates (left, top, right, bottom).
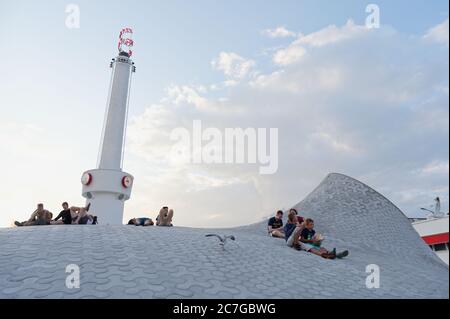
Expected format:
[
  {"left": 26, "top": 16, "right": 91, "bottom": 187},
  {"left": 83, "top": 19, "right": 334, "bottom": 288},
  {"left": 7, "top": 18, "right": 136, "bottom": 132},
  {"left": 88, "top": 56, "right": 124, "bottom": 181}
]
[
  {"left": 268, "top": 209, "right": 349, "bottom": 260},
  {"left": 14, "top": 203, "right": 175, "bottom": 227},
  {"left": 128, "top": 206, "right": 174, "bottom": 227},
  {"left": 15, "top": 203, "right": 342, "bottom": 259},
  {"left": 14, "top": 202, "right": 97, "bottom": 227}
]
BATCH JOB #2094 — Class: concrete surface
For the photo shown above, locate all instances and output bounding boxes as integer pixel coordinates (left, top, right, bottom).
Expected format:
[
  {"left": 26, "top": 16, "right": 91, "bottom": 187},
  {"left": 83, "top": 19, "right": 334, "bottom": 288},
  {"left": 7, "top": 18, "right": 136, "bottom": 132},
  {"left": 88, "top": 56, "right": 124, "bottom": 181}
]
[{"left": 0, "top": 173, "right": 448, "bottom": 299}]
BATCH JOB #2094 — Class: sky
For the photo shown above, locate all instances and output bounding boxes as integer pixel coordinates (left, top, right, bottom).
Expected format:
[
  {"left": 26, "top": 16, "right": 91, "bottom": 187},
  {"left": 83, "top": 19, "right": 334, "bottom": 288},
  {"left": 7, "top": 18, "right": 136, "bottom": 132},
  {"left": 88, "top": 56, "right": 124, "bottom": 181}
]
[{"left": 0, "top": 0, "right": 448, "bottom": 228}]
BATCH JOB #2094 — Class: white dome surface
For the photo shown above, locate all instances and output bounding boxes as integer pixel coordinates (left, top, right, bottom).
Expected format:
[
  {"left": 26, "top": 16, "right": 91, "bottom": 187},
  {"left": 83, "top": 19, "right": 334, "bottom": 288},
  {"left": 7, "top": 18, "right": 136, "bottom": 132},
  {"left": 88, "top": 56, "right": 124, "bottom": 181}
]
[{"left": 0, "top": 173, "right": 448, "bottom": 299}]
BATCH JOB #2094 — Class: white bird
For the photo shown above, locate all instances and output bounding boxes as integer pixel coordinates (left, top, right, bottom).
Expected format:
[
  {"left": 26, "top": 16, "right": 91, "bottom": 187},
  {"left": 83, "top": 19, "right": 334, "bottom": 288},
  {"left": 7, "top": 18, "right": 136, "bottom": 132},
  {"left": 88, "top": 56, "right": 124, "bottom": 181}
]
[{"left": 205, "top": 234, "right": 236, "bottom": 250}]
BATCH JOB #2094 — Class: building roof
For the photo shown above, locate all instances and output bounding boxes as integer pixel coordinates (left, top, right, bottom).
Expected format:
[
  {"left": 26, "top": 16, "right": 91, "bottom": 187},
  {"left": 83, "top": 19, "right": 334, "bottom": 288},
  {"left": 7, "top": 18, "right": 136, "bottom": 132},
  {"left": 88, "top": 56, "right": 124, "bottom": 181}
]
[{"left": 0, "top": 173, "right": 448, "bottom": 299}]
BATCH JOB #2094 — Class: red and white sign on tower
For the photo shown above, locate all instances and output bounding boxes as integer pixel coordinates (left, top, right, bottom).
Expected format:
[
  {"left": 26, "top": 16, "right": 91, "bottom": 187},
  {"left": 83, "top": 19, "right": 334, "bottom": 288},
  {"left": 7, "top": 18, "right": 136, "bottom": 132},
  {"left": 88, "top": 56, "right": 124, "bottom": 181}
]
[{"left": 118, "top": 27, "right": 134, "bottom": 56}]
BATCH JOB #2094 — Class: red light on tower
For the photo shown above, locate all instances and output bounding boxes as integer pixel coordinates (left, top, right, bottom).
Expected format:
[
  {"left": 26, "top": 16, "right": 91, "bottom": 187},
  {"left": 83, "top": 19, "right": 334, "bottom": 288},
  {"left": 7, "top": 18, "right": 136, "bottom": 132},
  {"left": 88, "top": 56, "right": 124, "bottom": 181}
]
[
  {"left": 81, "top": 172, "right": 92, "bottom": 186},
  {"left": 122, "top": 175, "right": 133, "bottom": 188}
]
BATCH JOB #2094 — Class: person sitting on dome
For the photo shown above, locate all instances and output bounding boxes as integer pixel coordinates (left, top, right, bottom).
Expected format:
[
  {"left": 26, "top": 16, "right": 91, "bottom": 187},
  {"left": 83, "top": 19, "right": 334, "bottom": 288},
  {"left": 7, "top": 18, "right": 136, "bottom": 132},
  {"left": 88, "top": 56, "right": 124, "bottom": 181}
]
[
  {"left": 51, "top": 202, "right": 75, "bottom": 225},
  {"left": 284, "top": 210, "right": 304, "bottom": 250},
  {"left": 299, "top": 218, "right": 348, "bottom": 259},
  {"left": 14, "top": 203, "right": 53, "bottom": 227},
  {"left": 156, "top": 206, "right": 174, "bottom": 227},
  {"left": 267, "top": 210, "right": 285, "bottom": 238},
  {"left": 289, "top": 208, "right": 305, "bottom": 225},
  {"left": 71, "top": 203, "right": 97, "bottom": 225},
  {"left": 128, "top": 217, "right": 154, "bottom": 226}
]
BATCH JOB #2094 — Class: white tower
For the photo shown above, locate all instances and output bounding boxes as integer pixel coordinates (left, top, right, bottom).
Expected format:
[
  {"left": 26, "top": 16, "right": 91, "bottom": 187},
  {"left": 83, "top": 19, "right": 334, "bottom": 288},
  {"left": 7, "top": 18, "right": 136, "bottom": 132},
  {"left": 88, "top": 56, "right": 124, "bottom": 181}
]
[{"left": 81, "top": 28, "right": 136, "bottom": 225}]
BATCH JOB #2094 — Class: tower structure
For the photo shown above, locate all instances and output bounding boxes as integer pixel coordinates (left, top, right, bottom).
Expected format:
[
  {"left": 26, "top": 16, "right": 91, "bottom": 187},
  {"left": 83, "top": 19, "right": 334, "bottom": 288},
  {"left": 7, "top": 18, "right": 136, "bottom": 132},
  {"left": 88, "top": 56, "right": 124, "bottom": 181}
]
[{"left": 81, "top": 28, "right": 136, "bottom": 225}]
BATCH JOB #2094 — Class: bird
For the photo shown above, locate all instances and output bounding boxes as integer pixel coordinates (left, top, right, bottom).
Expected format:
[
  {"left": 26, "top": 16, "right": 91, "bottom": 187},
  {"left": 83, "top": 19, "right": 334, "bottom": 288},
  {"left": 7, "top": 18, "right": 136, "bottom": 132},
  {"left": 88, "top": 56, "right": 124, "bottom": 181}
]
[{"left": 205, "top": 234, "right": 236, "bottom": 250}]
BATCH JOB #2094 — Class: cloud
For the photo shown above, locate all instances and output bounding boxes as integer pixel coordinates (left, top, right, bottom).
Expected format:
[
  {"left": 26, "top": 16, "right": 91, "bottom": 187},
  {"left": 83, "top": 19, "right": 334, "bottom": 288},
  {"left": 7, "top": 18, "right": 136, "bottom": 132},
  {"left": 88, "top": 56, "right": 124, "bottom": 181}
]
[
  {"left": 419, "top": 160, "right": 449, "bottom": 175},
  {"left": 273, "top": 46, "right": 307, "bottom": 66},
  {"left": 126, "top": 20, "right": 449, "bottom": 227},
  {"left": 424, "top": 18, "right": 449, "bottom": 46},
  {"left": 272, "top": 19, "right": 369, "bottom": 65},
  {"left": 307, "top": 131, "right": 361, "bottom": 154},
  {"left": 211, "top": 52, "right": 255, "bottom": 79},
  {"left": 262, "top": 26, "right": 297, "bottom": 38},
  {"left": 296, "top": 19, "right": 368, "bottom": 47},
  {"left": 166, "top": 85, "right": 211, "bottom": 110}
]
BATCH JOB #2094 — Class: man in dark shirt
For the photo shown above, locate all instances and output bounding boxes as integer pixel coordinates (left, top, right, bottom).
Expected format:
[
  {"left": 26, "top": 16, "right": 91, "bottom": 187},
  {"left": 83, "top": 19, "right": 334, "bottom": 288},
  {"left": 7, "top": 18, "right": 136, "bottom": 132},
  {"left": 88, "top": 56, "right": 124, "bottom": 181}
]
[
  {"left": 53, "top": 202, "right": 73, "bottom": 225},
  {"left": 268, "top": 210, "right": 284, "bottom": 238},
  {"left": 299, "top": 218, "right": 348, "bottom": 259}
]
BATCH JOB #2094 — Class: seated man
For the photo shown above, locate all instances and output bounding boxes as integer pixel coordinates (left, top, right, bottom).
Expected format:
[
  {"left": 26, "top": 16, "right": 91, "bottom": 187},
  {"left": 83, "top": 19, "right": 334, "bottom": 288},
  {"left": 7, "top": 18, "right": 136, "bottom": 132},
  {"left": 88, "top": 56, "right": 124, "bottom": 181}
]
[
  {"left": 71, "top": 203, "right": 97, "bottom": 225},
  {"left": 299, "top": 218, "right": 348, "bottom": 259},
  {"left": 128, "top": 217, "right": 154, "bottom": 226},
  {"left": 15, "top": 203, "right": 53, "bottom": 226},
  {"left": 156, "top": 206, "right": 174, "bottom": 226},
  {"left": 284, "top": 210, "right": 304, "bottom": 250},
  {"left": 267, "top": 210, "right": 285, "bottom": 238},
  {"left": 289, "top": 208, "right": 305, "bottom": 224},
  {"left": 52, "top": 202, "right": 74, "bottom": 225}
]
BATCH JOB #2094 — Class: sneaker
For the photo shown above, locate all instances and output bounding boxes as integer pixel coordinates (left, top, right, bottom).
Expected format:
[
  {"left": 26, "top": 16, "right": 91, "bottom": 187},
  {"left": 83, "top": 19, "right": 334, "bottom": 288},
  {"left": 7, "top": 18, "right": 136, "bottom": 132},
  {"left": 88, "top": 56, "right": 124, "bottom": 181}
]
[
  {"left": 336, "top": 250, "right": 349, "bottom": 259},
  {"left": 14, "top": 221, "right": 23, "bottom": 227},
  {"left": 293, "top": 243, "right": 302, "bottom": 251}
]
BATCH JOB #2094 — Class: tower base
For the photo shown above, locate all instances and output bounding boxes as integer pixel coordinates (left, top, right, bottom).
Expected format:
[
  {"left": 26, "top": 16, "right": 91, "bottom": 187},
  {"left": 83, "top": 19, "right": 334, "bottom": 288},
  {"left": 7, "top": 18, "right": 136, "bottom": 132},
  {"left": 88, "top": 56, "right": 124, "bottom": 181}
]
[
  {"left": 81, "top": 169, "right": 134, "bottom": 225},
  {"left": 86, "top": 193, "right": 125, "bottom": 225}
]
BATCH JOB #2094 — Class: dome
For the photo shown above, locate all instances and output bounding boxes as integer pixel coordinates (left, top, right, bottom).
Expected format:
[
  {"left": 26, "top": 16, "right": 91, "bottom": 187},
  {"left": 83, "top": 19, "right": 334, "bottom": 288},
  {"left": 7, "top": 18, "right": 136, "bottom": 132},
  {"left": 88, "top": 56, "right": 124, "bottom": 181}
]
[{"left": 0, "top": 173, "right": 448, "bottom": 298}]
